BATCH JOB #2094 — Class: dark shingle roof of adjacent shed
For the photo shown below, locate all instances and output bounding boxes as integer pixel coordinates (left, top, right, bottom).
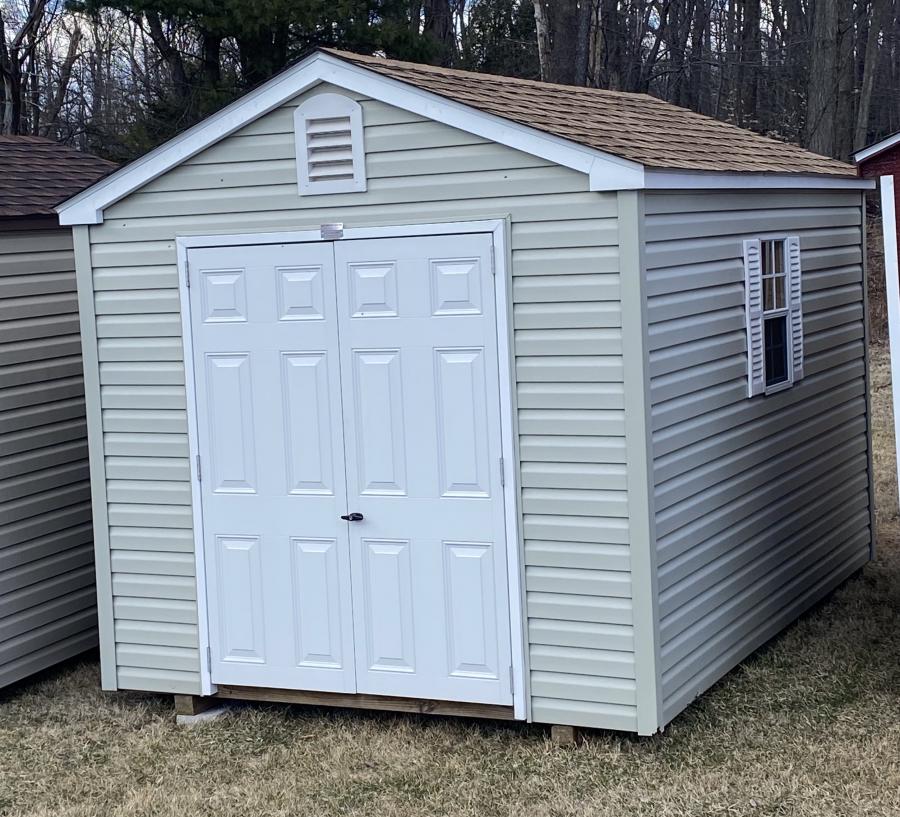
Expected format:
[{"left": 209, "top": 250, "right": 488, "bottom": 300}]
[
  {"left": 326, "top": 49, "right": 855, "bottom": 178},
  {"left": 0, "top": 136, "right": 116, "bottom": 218}
]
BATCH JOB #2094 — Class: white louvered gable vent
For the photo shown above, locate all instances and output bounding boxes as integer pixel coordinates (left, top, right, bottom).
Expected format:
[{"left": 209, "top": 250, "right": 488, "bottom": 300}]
[{"left": 294, "top": 93, "right": 366, "bottom": 195}]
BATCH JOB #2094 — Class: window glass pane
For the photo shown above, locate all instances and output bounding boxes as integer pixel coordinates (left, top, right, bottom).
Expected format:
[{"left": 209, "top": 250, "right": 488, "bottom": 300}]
[
  {"left": 775, "top": 275, "right": 786, "bottom": 309},
  {"left": 761, "top": 240, "right": 772, "bottom": 276},
  {"left": 774, "top": 240, "right": 785, "bottom": 274},
  {"left": 764, "top": 315, "right": 789, "bottom": 386},
  {"left": 763, "top": 277, "right": 775, "bottom": 311}
]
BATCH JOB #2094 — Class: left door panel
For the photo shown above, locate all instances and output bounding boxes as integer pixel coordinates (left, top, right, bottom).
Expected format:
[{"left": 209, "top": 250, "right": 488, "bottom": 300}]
[{"left": 188, "top": 243, "right": 355, "bottom": 691}]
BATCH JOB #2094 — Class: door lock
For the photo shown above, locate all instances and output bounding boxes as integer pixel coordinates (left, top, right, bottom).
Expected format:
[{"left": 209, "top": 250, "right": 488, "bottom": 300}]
[{"left": 340, "top": 512, "right": 364, "bottom": 522}]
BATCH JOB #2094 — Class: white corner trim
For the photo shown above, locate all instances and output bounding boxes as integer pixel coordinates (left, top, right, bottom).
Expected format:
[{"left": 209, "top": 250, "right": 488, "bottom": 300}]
[
  {"left": 645, "top": 169, "right": 875, "bottom": 190},
  {"left": 854, "top": 133, "right": 900, "bottom": 164},
  {"left": 879, "top": 175, "right": 900, "bottom": 513},
  {"left": 176, "top": 238, "right": 216, "bottom": 697},
  {"left": 56, "top": 52, "right": 644, "bottom": 225}
]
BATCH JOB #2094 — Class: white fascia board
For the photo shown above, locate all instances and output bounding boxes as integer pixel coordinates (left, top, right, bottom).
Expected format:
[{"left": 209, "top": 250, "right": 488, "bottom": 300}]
[
  {"left": 854, "top": 133, "right": 900, "bottom": 164},
  {"left": 645, "top": 168, "right": 875, "bottom": 191},
  {"left": 56, "top": 52, "right": 644, "bottom": 225}
]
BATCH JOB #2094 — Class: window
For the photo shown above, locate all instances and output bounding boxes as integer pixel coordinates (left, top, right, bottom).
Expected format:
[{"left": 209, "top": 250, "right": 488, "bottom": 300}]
[
  {"left": 743, "top": 236, "right": 804, "bottom": 397},
  {"left": 294, "top": 93, "right": 366, "bottom": 196}
]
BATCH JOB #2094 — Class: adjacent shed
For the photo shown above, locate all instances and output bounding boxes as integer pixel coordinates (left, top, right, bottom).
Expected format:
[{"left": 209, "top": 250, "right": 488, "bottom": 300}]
[
  {"left": 855, "top": 136, "right": 900, "bottom": 504},
  {"left": 57, "top": 50, "right": 875, "bottom": 734},
  {"left": 1, "top": 137, "right": 114, "bottom": 688}
]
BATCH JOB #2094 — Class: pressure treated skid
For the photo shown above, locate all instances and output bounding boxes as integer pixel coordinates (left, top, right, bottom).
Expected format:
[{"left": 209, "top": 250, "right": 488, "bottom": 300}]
[{"left": 58, "top": 50, "right": 874, "bottom": 735}]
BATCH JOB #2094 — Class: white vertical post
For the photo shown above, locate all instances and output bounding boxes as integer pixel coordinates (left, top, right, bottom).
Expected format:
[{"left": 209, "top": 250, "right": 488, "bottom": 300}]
[{"left": 879, "top": 174, "right": 900, "bottom": 510}]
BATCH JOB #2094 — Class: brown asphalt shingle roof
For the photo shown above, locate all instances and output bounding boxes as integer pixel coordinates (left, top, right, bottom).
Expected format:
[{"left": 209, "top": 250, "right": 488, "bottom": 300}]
[
  {"left": 326, "top": 49, "right": 855, "bottom": 178},
  {"left": 0, "top": 136, "right": 116, "bottom": 219}
]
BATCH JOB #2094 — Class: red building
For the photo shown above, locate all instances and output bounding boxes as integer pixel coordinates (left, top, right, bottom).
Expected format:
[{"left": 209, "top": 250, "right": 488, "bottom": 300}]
[{"left": 855, "top": 135, "right": 900, "bottom": 504}]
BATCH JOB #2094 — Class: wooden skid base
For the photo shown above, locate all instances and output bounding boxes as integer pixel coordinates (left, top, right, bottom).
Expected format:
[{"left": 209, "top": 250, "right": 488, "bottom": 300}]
[
  {"left": 174, "top": 694, "right": 220, "bottom": 717},
  {"left": 213, "top": 685, "right": 516, "bottom": 721},
  {"left": 550, "top": 725, "right": 581, "bottom": 745}
]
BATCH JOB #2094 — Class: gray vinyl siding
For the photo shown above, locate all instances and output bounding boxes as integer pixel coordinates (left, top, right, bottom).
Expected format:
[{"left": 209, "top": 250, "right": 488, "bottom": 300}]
[
  {"left": 643, "top": 189, "right": 872, "bottom": 725},
  {"left": 80, "top": 84, "right": 637, "bottom": 727},
  {"left": 0, "top": 227, "right": 97, "bottom": 688}
]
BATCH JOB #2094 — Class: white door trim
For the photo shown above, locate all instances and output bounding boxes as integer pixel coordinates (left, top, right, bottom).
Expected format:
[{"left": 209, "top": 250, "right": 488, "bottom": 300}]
[{"left": 177, "top": 220, "right": 528, "bottom": 719}]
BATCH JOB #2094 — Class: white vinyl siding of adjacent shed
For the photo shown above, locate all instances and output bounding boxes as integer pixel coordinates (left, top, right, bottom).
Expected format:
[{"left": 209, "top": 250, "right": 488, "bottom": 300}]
[
  {"left": 0, "top": 227, "right": 97, "bottom": 687},
  {"left": 643, "top": 190, "right": 871, "bottom": 724},
  {"left": 80, "top": 84, "right": 638, "bottom": 728}
]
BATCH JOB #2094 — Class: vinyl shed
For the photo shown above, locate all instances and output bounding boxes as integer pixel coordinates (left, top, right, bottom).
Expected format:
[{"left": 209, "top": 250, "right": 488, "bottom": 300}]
[
  {"left": 57, "top": 50, "right": 875, "bottom": 735},
  {"left": 1, "top": 137, "right": 114, "bottom": 688}
]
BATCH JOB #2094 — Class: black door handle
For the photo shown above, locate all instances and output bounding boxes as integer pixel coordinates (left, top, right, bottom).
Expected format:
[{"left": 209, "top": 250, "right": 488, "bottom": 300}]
[{"left": 340, "top": 512, "right": 364, "bottom": 522}]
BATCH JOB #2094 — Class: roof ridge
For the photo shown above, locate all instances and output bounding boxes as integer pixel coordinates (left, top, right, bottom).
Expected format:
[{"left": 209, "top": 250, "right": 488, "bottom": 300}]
[{"left": 322, "top": 47, "right": 661, "bottom": 102}]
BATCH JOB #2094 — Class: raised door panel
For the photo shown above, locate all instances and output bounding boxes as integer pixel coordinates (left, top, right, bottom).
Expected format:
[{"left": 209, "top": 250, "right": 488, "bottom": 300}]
[
  {"left": 277, "top": 265, "right": 325, "bottom": 321},
  {"left": 443, "top": 541, "right": 500, "bottom": 679},
  {"left": 215, "top": 535, "right": 265, "bottom": 662},
  {"left": 282, "top": 352, "right": 334, "bottom": 495},
  {"left": 352, "top": 350, "right": 407, "bottom": 495},
  {"left": 205, "top": 353, "right": 257, "bottom": 493},
  {"left": 200, "top": 269, "right": 248, "bottom": 323},
  {"left": 291, "top": 537, "right": 345, "bottom": 668},
  {"left": 435, "top": 348, "right": 491, "bottom": 497},
  {"left": 360, "top": 539, "right": 416, "bottom": 673}
]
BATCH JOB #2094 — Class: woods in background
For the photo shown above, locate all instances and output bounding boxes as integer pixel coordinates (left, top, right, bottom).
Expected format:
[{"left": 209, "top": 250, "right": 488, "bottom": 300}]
[{"left": 0, "top": 0, "right": 898, "bottom": 162}]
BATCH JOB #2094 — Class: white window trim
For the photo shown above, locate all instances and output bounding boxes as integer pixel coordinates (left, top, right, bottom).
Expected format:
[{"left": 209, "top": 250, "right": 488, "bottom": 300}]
[
  {"left": 761, "top": 238, "right": 793, "bottom": 395},
  {"left": 294, "top": 92, "right": 366, "bottom": 195},
  {"left": 744, "top": 234, "right": 803, "bottom": 397}
]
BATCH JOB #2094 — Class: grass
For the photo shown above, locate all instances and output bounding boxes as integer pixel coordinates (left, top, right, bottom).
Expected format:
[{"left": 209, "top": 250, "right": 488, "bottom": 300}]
[{"left": 1, "top": 352, "right": 899, "bottom": 817}]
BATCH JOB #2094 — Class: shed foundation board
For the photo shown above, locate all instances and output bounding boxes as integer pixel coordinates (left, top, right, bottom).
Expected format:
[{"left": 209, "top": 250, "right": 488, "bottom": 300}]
[{"left": 212, "top": 685, "right": 516, "bottom": 720}]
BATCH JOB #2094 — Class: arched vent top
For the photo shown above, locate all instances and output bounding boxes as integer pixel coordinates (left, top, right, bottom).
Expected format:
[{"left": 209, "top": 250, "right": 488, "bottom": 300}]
[{"left": 294, "top": 93, "right": 366, "bottom": 195}]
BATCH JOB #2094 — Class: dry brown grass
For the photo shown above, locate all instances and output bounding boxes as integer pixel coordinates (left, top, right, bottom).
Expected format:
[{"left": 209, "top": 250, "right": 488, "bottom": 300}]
[{"left": 2, "top": 350, "right": 899, "bottom": 817}]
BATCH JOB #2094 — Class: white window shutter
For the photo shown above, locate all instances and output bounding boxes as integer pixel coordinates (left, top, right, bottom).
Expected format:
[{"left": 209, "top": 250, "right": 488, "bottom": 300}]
[
  {"left": 744, "top": 238, "right": 765, "bottom": 397},
  {"left": 294, "top": 93, "right": 366, "bottom": 196},
  {"left": 787, "top": 235, "right": 804, "bottom": 382}
]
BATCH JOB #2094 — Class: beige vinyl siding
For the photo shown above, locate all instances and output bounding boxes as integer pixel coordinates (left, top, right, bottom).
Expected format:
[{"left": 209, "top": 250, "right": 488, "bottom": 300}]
[
  {"left": 0, "top": 227, "right": 97, "bottom": 687},
  {"left": 82, "top": 84, "right": 636, "bottom": 728},
  {"left": 643, "top": 190, "right": 872, "bottom": 725}
]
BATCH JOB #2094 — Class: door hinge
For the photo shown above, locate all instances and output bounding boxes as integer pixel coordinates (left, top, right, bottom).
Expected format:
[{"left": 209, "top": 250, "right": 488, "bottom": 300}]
[
  {"left": 196, "top": 454, "right": 202, "bottom": 482},
  {"left": 490, "top": 252, "right": 496, "bottom": 276},
  {"left": 508, "top": 665, "right": 514, "bottom": 691},
  {"left": 206, "top": 646, "right": 212, "bottom": 666},
  {"left": 499, "top": 456, "right": 505, "bottom": 487},
  {"left": 185, "top": 259, "right": 190, "bottom": 288}
]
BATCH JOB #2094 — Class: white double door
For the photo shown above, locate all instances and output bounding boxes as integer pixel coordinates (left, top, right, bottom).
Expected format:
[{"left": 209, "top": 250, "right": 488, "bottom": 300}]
[{"left": 188, "top": 233, "right": 513, "bottom": 706}]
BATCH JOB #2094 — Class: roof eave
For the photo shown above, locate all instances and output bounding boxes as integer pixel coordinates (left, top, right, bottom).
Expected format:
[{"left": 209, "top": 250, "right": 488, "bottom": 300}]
[
  {"left": 854, "top": 132, "right": 900, "bottom": 165},
  {"left": 644, "top": 168, "right": 874, "bottom": 190},
  {"left": 55, "top": 50, "right": 645, "bottom": 226}
]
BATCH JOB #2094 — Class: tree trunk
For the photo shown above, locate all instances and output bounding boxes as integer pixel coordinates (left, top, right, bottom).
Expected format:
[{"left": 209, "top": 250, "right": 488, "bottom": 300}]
[
  {"left": 40, "top": 23, "right": 81, "bottom": 136},
  {"left": 423, "top": 0, "right": 455, "bottom": 65},
  {"left": 737, "top": 0, "right": 761, "bottom": 129},
  {"left": 532, "top": 0, "right": 551, "bottom": 81},
  {"left": 832, "top": 0, "right": 855, "bottom": 160},
  {"left": 855, "top": 0, "right": 889, "bottom": 150},
  {"left": 573, "top": 0, "right": 592, "bottom": 86},
  {"left": 806, "top": 0, "right": 839, "bottom": 155},
  {"left": 145, "top": 11, "right": 189, "bottom": 102}
]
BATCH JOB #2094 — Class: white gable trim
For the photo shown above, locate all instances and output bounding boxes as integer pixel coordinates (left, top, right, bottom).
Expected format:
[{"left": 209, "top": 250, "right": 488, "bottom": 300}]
[
  {"left": 645, "top": 169, "right": 873, "bottom": 190},
  {"left": 854, "top": 133, "right": 900, "bottom": 164},
  {"left": 56, "top": 51, "right": 645, "bottom": 225}
]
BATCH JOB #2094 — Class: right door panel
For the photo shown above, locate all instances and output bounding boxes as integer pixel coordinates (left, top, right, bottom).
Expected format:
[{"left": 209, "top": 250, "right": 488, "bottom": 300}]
[{"left": 334, "top": 234, "right": 513, "bottom": 706}]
